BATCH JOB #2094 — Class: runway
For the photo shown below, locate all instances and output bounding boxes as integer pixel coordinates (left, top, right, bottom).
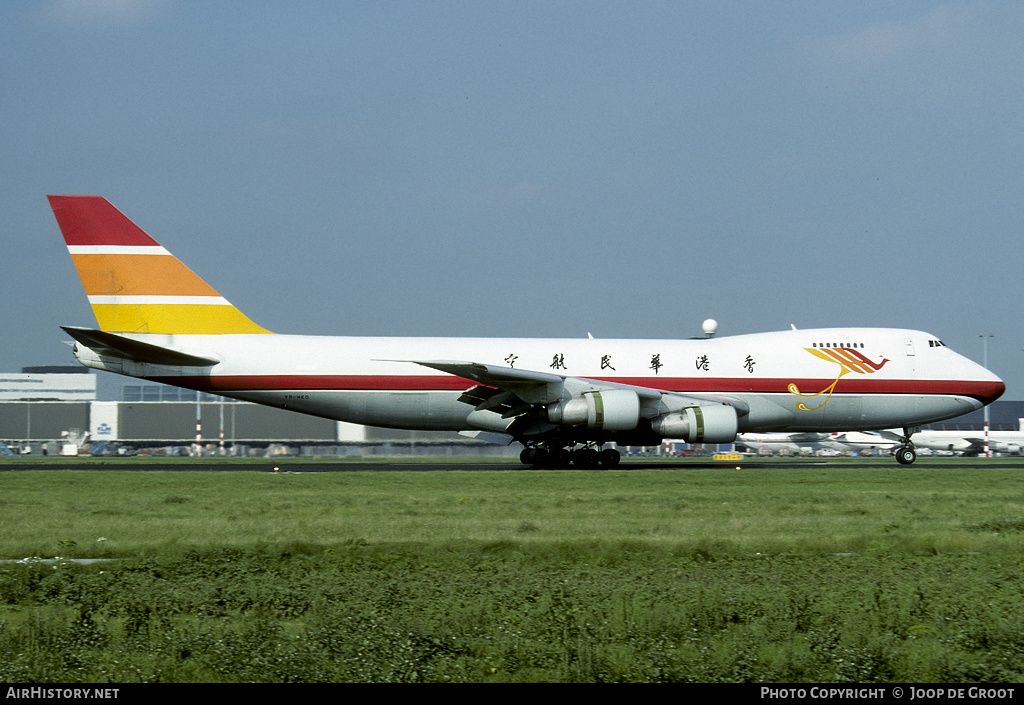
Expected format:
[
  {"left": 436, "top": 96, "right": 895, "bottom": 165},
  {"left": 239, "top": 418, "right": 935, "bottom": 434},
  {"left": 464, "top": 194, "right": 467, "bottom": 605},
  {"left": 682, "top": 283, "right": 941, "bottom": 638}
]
[{"left": 4, "top": 458, "right": 1024, "bottom": 472}]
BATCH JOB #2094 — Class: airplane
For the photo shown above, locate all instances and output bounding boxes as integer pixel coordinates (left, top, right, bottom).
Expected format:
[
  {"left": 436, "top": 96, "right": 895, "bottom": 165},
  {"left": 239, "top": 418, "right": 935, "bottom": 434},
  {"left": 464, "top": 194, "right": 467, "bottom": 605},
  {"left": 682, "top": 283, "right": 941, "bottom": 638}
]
[
  {"left": 878, "top": 425, "right": 1024, "bottom": 457},
  {"left": 826, "top": 431, "right": 902, "bottom": 454},
  {"left": 736, "top": 431, "right": 901, "bottom": 455},
  {"left": 743, "top": 424, "right": 1024, "bottom": 458},
  {"left": 47, "top": 195, "right": 1005, "bottom": 467},
  {"left": 734, "top": 432, "right": 837, "bottom": 455}
]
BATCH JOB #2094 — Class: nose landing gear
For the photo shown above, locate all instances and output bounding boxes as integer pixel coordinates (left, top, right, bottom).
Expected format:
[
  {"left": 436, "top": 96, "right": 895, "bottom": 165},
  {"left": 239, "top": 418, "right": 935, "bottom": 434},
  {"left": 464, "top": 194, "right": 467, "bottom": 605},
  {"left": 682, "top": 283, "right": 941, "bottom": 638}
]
[
  {"left": 895, "top": 446, "right": 917, "bottom": 465},
  {"left": 895, "top": 427, "right": 918, "bottom": 465}
]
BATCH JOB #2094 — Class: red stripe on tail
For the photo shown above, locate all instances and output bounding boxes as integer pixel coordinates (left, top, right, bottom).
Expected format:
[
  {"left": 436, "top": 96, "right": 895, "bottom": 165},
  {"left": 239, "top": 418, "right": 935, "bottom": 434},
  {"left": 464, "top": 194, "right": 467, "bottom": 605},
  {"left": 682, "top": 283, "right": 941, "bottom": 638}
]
[{"left": 47, "top": 195, "right": 161, "bottom": 247}]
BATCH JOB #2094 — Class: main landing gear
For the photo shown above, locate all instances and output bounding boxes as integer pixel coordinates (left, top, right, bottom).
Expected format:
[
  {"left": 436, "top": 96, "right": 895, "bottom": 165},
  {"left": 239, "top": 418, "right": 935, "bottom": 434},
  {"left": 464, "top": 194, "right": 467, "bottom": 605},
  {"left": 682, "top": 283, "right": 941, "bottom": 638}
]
[
  {"left": 520, "top": 443, "right": 621, "bottom": 469},
  {"left": 895, "top": 427, "right": 917, "bottom": 465}
]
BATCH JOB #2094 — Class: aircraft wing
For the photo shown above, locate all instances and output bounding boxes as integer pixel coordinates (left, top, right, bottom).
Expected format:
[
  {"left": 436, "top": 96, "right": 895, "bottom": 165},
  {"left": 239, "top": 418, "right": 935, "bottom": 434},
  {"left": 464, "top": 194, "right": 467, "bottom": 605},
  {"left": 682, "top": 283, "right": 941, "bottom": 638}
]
[
  {"left": 780, "top": 432, "right": 830, "bottom": 442},
  {"left": 410, "top": 360, "right": 571, "bottom": 404},
  {"left": 955, "top": 437, "right": 989, "bottom": 453},
  {"left": 407, "top": 359, "right": 750, "bottom": 417}
]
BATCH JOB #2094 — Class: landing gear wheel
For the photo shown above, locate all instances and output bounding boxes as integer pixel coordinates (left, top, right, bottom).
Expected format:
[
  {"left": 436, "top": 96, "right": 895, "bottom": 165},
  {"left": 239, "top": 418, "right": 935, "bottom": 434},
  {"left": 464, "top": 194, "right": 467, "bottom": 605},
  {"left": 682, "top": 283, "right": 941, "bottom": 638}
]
[
  {"left": 551, "top": 447, "right": 571, "bottom": 468},
  {"left": 896, "top": 447, "right": 917, "bottom": 465},
  {"left": 599, "top": 448, "right": 621, "bottom": 468},
  {"left": 572, "top": 448, "right": 600, "bottom": 468},
  {"left": 521, "top": 445, "right": 572, "bottom": 468},
  {"left": 894, "top": 426, "right": 919, "bottom": 465}
]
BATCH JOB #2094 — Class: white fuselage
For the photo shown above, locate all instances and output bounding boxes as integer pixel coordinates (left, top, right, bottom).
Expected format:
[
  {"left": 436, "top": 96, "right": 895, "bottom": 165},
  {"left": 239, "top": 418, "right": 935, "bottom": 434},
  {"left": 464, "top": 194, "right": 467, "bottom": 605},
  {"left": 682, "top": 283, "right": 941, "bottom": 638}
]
[{"left": 73, "top": 326, "right": 1003, "bottom": 440}]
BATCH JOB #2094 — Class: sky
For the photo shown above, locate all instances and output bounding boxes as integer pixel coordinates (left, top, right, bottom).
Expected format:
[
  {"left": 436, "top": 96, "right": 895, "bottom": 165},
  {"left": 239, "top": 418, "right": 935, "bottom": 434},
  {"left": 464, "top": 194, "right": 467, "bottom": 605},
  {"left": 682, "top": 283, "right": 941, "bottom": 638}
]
[{"left": 3, "top": 0, "right": 1022, "bottom": 399}]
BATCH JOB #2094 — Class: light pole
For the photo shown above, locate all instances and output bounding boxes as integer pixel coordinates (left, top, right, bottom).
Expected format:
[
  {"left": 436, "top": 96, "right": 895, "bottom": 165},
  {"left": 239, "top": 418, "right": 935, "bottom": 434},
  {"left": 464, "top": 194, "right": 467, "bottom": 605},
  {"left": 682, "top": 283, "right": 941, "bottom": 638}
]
[
  {"left": 979, "top": 334, "right": 993, "bottom": 457},
  {"left": 195, "top": 396, "right": 202, "bottom": 458}
]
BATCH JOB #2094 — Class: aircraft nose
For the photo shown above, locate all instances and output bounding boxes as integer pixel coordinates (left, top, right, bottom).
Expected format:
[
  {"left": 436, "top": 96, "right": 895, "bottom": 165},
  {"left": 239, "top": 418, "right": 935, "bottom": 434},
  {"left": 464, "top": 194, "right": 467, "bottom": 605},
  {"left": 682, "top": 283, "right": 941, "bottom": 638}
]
[
  {"left": 971, "top": 362, "right": 1005, "bottom": 406},
  {"left": 952, "top": 351, "right": 1005, "bottom": 407},
  {"left": 980, "top": 378, "right": 1006, "bottom": 406}
]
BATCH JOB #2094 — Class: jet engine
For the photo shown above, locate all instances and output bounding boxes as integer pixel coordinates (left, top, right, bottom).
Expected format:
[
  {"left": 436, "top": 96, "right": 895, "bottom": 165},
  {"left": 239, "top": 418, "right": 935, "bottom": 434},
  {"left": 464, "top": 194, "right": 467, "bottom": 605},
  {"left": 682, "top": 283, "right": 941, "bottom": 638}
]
[
  {"left": 990, "top": 442, "right": 1021, "bottom": 455},
  {"left": 545, "top": 389, "right": 640, "bottom": 431},
  {"left": 649, "top": 404, "right": 738, "bottom": 444}
]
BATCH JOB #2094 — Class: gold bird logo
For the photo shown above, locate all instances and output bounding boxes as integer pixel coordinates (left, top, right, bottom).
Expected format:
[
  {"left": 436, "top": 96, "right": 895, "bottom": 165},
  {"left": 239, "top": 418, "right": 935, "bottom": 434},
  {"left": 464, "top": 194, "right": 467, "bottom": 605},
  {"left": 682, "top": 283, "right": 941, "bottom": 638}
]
[{"left": 789, "top": 347, "right": 890, "bottom": 411}]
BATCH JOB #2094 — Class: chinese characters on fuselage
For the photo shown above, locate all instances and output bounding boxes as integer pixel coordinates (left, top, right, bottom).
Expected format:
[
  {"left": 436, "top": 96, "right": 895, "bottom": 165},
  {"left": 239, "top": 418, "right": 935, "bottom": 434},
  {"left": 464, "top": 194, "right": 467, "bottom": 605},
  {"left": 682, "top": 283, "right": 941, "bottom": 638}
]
[{"left": 489, "top": 352, "right": 758, "bottom": 375}]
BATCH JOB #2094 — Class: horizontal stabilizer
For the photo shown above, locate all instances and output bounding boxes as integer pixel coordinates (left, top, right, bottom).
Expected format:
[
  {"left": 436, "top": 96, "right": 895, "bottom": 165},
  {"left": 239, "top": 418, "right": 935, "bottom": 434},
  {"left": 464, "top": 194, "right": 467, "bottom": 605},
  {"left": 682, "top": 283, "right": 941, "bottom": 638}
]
[{"left": 61, "top": 326, "right": 220, "bottom": 367}]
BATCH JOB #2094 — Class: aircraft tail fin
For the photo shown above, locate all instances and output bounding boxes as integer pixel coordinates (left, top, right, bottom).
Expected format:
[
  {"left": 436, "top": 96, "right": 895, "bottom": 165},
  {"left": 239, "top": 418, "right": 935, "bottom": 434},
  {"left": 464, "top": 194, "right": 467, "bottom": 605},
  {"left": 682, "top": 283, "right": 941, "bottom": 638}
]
[{"left": 48, "top": 195, "right": 271, "bottom": 335}]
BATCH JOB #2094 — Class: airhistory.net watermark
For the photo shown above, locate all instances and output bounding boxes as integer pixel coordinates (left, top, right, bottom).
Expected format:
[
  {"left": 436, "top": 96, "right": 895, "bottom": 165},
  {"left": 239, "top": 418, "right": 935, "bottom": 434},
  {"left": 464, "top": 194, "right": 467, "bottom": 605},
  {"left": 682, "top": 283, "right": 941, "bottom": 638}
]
[{"left": 6, "top": 688, "right": 119, "bottom": 700}]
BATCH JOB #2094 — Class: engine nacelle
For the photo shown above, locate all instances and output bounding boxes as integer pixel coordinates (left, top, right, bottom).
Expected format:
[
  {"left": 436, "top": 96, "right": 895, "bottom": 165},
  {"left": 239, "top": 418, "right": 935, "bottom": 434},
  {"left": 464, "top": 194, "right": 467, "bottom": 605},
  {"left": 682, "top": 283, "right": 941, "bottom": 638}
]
[
  {"left": 649, "top": 404, "right": 738, "bottom": 443},
  {"left": 990, "top": 442, "right": 1021, "bottom": 455},
  {"left": 546, "top": 389, "right": 640, "bottom": 431}
]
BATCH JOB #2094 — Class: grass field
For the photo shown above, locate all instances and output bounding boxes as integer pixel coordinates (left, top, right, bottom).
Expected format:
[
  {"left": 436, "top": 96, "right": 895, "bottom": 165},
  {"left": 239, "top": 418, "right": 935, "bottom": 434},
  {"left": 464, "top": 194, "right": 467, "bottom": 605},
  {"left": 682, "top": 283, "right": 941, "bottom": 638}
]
[{"left": 2, "top": 457, "right": 1023, "bottom": 682}]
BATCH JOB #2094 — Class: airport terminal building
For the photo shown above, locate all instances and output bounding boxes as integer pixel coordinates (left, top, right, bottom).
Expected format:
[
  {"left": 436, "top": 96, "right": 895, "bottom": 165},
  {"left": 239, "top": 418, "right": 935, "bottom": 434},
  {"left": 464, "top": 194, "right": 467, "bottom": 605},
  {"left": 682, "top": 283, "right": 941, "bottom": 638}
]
[{"left": 0, "top": 368, "right": 512, "bottom": 457}]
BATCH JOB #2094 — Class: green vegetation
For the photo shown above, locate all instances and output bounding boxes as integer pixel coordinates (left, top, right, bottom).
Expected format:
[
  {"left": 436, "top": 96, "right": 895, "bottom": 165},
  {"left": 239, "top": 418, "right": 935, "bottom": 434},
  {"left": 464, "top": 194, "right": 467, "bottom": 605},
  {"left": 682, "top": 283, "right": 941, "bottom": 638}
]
[{"left": 2, "top": 460, "right": 1023, "bottom": 682}]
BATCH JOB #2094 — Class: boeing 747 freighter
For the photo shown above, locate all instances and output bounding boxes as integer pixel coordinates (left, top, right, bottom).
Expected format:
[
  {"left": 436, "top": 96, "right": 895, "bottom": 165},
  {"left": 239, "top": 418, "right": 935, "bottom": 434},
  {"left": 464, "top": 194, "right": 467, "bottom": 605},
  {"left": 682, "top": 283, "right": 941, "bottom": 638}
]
[{"left": 48, "top": 196, "right": 1004, "bottom": 467}]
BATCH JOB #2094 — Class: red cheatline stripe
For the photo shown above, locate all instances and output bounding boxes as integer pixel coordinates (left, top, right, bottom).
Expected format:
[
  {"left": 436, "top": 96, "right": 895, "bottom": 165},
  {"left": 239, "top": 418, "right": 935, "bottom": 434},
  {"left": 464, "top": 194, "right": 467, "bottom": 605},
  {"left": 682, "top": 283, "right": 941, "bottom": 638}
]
[{"left": 143, "top": 374, "right": 1003, "bottom": 402}]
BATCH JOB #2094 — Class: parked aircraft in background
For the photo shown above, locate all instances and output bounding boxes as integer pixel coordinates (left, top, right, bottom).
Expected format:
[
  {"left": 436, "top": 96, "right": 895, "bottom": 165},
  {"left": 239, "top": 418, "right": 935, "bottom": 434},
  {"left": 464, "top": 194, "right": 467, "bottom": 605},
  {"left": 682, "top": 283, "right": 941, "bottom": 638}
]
[
  {"left": 739, "top": 423, "right": 1024, "bottom": 457},
  {"left": 735, "top": 432, "right": 838, "bottom": 455},
  {"left": 736, "top": 431, "right": 901, "bottom": 455},
  {"left": 878, "top": 425, "right": 1024, "bottom": 456},
  {"left": 48, "top": 195, "right": 1004, "bottom": 467},
  {"left": 827, "top": 431, "right": 903, "bottom": 454}
]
